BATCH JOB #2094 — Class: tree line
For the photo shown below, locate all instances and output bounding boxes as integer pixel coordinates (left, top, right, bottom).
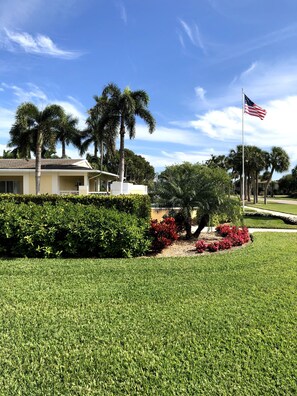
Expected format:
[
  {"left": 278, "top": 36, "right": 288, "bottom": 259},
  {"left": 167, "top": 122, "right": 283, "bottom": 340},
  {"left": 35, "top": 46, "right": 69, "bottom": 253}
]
[
  {"left": 5, "top": 83, "right": 156, "bottom": 194},
  {"left": 205, "top": 145, "right": 291, "bottom": 203}
]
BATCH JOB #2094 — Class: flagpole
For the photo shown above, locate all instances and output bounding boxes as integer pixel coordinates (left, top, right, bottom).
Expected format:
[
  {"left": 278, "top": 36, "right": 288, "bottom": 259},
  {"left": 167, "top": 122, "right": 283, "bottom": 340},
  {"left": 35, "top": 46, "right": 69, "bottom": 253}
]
[{"left": 242, "top": 88, "right": 245, "bottom": 211}]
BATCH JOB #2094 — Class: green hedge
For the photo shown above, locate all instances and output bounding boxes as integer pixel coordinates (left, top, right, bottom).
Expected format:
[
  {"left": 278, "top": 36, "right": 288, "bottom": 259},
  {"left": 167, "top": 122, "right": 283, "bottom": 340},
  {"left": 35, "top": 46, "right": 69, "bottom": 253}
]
[
  {"left": 0, "top": 201, "right": 151, "bottom": 258},
  {"left": 0, "top": 193, "right": 151, "bottom": 221}
]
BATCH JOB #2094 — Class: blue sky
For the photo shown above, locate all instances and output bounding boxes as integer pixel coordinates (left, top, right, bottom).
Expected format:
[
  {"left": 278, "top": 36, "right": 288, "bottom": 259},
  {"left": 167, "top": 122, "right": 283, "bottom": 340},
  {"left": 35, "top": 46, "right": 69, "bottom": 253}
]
[{"left": 1, "top": 0, "right": 297, "bottom": 177}]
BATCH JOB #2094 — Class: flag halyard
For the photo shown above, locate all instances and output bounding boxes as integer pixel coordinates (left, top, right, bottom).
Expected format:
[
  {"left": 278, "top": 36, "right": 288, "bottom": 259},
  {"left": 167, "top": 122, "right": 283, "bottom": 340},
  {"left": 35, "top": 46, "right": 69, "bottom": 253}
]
[{"left": 244, "top": 94, "right": 267, "bottom": 120}]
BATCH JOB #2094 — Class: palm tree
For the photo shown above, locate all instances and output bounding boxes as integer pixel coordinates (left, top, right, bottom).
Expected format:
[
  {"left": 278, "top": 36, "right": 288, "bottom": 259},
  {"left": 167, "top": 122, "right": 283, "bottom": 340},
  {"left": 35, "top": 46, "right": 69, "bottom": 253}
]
[
  {"left": 56, "top": 112, "right": 81, "bottom": 158},
  {"left": 8, "top": 120, "right": 34, "bottom": 159},
  {"left": 81, "top": 95, "right": 117, "bottom": 170},
  {"left": 263, "top": 146, "right": 290, "bottom": 204},
  {"left": 10, "top": 102, "right": 64, "bottom": 194},
  {"left": 101, "top": 83, "right": 156, "bottom": 188},
  {"left": 155, "top": 163, "right": 237, "bottom": 238}
]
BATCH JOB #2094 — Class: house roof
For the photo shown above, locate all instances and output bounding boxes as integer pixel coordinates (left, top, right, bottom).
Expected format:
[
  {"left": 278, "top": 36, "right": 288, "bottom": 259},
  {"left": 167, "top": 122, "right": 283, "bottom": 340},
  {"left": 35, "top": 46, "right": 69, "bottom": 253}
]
[
  {"left": 0, "top": 159, "right": 119, "bottom": 180},
  {"left": 0, "top": 159, "right": 92, "bottom": 170}
]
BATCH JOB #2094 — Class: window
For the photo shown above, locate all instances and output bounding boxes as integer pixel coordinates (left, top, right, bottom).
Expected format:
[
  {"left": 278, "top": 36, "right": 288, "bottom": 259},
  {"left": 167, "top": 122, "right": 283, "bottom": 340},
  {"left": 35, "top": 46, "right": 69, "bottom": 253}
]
[{"left": 0, "top": 181, "right": 20, "bottom": 193}]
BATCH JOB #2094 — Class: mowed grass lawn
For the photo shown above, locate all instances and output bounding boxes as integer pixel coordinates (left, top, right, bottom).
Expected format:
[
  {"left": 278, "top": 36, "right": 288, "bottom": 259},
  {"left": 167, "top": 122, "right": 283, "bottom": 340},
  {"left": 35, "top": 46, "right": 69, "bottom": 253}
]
[
  {"left": 243, "top": 215, "right": 297, "bottom": 229},
  {"left": 1, "top": 233, "right": 297, "bottom": 395},
  {"left": 246, "top": 202, "right": 297, "bottom": 215}
]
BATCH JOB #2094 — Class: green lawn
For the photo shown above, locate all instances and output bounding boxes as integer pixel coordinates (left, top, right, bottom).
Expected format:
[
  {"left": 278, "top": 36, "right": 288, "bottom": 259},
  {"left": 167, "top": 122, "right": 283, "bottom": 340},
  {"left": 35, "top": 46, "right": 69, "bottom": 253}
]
[
  {"left": 246, "top": 202, "right": 297, "bottom": 215},
  {"left": 243, "top": 215, "right": 297, "bottom": 229},
  {"left": 1, "top": 233, "right": 297, "bottom": 395}
]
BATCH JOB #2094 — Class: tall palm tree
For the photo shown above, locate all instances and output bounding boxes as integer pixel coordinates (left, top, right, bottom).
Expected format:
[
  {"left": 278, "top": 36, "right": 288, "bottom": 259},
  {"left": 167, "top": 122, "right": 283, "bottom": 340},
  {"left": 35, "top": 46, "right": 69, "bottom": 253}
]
[
  {"left": 81, "top": 95, "right": 117, "bottom": 170},
  {"left": 101, "top": 83, "right": 156, "bottom": 188},
  {"left": 56, "top": 112, "right": 81, "bottom": 158},
  {"left": 10, "top": 102, "right": 64, "bottom": 194},
  {"left": 263, "top": 146, "right": 290, "bottom": 204}
]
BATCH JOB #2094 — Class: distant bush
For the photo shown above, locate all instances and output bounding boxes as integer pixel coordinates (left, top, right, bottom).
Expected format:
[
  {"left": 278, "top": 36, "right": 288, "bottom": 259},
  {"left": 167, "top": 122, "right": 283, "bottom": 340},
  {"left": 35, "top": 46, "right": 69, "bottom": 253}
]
[
  {"left": 0, "top": 193, "right": 151, "bottom": 221},
  {"left": 0, "top": 201, "right": 150, "bottom": 258},
  {"left": 149, "top": 217, "right": 179, "bottom": 252}
]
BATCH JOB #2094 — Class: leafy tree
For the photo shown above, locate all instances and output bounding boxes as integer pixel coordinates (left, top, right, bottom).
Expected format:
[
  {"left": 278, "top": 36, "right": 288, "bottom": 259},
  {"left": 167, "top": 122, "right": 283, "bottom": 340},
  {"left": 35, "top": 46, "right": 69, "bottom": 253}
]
[
  {"left": 155, "top": 162, "right": 240, "bottom": 238},
  {"left": 9, "top": 102, "right": 64, "bottom": 194},
  {"left": 263, "top": 147, "right": 290, "bottom": 204},
  {"left": 100, "top": 148, "right": 155, "bottom": 185},
  {"left": 100, "top": 83, "right": 156, "bottom": 188}
]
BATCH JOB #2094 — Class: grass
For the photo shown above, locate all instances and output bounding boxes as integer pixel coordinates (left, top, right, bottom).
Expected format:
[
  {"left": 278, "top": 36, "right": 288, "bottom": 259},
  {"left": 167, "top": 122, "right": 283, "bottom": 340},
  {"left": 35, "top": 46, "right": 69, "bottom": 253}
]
[
  {"left": 246, "top": 202, "right": 297, "bottom": 215},
  {"left": 243, "top": 215, "right": 297, "bottom": 229},
  {"left": 0, "top": 233, "right": 297, "bottom": 395}
]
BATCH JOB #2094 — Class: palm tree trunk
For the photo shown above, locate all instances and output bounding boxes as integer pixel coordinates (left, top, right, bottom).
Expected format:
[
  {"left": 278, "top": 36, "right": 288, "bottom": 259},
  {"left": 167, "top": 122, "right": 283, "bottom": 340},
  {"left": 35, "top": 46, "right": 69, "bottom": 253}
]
[
  {"left": 61, "top": 141, "right": 66, "bottom": 158},
  {"left": 35, "top": 131, "right": 43, "bottom": 195},
  {"left": 119, "top": 119, "right": 125, "bottom": 190}
]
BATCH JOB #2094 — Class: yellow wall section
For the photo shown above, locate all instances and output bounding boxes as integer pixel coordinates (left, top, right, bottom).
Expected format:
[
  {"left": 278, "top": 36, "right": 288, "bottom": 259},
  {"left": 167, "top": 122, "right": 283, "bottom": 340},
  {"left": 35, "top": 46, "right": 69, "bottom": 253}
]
[{"left": 40, "top": 174, "right": 53, "bottom": 194}]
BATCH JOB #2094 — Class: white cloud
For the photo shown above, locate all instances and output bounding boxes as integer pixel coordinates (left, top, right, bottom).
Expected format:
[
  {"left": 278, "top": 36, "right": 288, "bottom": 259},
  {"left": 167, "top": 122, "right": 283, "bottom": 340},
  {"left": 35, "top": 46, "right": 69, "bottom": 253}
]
[
  {"left": 142, "top": 149, "right": 216, "bottom": 170},
  {"left": 2, "top": 82, "right": 48, "bottom": 104},
  {"left": 195, "top": 86, "right": 206, "bottom": 101},
  {"left": 189, "top": 96, "right": 297, "bottom": 160},
  {"left": 116, "top": 1, "right": 127, "bottom": 25},
  {"left": 178, "top": 19, "right": 206, "bottom": 52},
  {"left": 0, "top": 107, "right": 15, "bottom": 137},
  {"left": 135, "top": 124, "right": 203, "bottom": 147},
  {"left": 2, "top": 28, "right": 81, "bottom": 59}
]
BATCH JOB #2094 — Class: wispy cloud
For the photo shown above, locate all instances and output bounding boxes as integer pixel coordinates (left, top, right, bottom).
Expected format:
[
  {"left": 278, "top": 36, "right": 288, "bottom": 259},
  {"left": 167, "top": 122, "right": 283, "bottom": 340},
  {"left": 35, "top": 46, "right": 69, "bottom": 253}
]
[
  {"left": 115, "top": 1, "right": 127, "bottom": 25},
  {"left": 178, "top": 19, "right": 206, "bottom": 53},
  {"left": 142, "top": 148, "right": 217, "bottom": 170},
  {"left": 0, "top": 83, "right": 87, "bottom": 131},
  {"left": 2, "top": 82, "right": 48, "bottom": 104},
  {"left": 217, "top": 24, "right": 297, "bottom": 63},
  {"left": 0, "top": 107, "right": 15, "bottom": 137},
  {"left": 2, "top": 28, "right": 82, "bottom": 59}
]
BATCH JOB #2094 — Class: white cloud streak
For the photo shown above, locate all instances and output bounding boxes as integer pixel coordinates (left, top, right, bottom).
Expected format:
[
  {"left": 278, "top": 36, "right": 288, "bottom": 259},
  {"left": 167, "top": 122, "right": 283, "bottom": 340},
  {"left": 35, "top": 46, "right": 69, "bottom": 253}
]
[
  {"left": 2, "top": 28, "right": 82, "bottom": 59},
  {"left": 178, "top": 19, "right": 206, "bottom": 53},
  {"left": 116, "top": 1, "right": 128, "bottom": 25}
]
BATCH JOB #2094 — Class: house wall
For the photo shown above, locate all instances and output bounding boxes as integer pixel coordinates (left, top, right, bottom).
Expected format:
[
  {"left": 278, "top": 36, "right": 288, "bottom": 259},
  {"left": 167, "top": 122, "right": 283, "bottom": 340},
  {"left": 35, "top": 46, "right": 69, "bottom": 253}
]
[
  {"left": 29, "top": 174, "right": 35, "bottom": 194},
  {"left": 40, "top": 174, "right": 53, "bottom": 194},
  {"left": 59, "top": 176, "right": 84, "bottom": 193}
]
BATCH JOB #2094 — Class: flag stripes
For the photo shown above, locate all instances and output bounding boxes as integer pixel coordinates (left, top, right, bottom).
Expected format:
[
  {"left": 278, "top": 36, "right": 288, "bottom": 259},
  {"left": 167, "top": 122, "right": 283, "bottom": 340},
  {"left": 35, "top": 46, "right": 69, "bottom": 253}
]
[{"left": 244, "top": 94, "right": 266, "bottom": 120}]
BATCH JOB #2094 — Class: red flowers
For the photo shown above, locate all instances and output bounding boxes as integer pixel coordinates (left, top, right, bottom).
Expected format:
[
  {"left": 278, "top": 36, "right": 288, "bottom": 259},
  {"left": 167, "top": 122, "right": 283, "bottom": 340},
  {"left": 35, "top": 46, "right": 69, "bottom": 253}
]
[
  {"left": 150, "top": 217, "right": 179, "bottom": 252},
  {"left": 195, "top": 224, "right": 250, "bottom": 254}
]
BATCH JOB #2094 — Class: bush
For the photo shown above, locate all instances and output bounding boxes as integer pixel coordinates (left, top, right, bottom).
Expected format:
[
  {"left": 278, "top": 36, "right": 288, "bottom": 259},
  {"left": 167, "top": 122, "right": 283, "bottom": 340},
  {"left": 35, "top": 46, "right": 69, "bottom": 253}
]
[
  {"left": 0, "top": 193, "right": 151, "bottom": 221},
  {"left": 149, "top": 217, "right": 179, "bottom": 252},
  {"left": 195, "top": 224, "right": 250, "bottom": 254},
  {"left": 0, "top": 201, "right": 150, "bottom": 258}
]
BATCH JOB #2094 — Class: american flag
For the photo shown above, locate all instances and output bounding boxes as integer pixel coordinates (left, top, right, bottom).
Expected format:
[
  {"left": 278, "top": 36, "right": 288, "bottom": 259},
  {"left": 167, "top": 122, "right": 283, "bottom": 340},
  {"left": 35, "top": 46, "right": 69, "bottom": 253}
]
[{"left": 244, "top": 95, "right": 267, "bottom": 120}]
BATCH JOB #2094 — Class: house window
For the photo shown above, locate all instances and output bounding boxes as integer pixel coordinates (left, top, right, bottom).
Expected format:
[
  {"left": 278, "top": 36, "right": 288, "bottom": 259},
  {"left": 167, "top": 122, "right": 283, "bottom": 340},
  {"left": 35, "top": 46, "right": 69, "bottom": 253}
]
[{"left": 0, "top": 181, "right": 20, "bottom": 194}]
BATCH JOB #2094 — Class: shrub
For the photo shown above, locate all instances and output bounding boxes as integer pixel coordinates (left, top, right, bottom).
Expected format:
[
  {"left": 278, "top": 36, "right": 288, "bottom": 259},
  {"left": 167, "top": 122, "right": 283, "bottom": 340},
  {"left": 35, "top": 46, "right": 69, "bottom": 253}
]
[
  {"left": 195, "top": 224, "right": 250, "bottom": 254},
  {"left": 195, "top": 240, "right": 208, "bottom": 253},
  {"left": 0, "top": 201, "right": 150, "bottom": 258},
  {"left": 0, "top": 193, "right": 151, "bottom": 221},
  {"left": 149, "top": 217, "right": 179, "bottom": 252}
]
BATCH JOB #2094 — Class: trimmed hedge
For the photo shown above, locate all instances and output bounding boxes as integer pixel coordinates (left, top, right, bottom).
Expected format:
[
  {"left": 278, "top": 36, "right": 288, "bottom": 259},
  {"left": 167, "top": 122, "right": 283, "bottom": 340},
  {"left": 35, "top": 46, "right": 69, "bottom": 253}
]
[
  {"left": 244, "top": 210, "right": 297, "bottom": 225},
  {"left": 0, "top": 193, "right": 151, "bottom": 221},
  {"left": 0, "top": 201, "right": 150, "bottom": 258}
]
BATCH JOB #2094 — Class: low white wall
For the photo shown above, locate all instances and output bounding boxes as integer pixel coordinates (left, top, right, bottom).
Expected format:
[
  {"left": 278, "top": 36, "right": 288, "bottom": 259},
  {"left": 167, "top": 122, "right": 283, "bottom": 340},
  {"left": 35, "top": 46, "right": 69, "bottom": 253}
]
[{"left": 110, "top": 182, "right": 148, "bottom": 195}]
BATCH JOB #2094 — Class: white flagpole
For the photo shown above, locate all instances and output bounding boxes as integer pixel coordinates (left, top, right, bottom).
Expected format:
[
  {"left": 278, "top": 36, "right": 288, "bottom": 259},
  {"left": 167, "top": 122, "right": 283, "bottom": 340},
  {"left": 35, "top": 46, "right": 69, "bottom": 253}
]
[{"left": 242, "top": 88, "right": 245, "bottom": 211}]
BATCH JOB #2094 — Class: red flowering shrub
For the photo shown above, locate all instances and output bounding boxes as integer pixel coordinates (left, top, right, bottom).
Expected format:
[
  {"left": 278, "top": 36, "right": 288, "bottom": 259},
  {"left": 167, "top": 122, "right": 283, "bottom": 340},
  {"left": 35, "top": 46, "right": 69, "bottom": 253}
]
[
  {"left": 195, "top": 240, "right": 208, "bottom": 253},
  {"left": 218, "top": 238, "right": 233, "bottom": 250},
  {"left": 195, "top": 224, "right": 250, "bottom": 254},
  {"left": 149, "top": 217, "right": 179, "bottom": 252},
  {"left": 207, "top": 241, "right": 220, "bottom": 252}
]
